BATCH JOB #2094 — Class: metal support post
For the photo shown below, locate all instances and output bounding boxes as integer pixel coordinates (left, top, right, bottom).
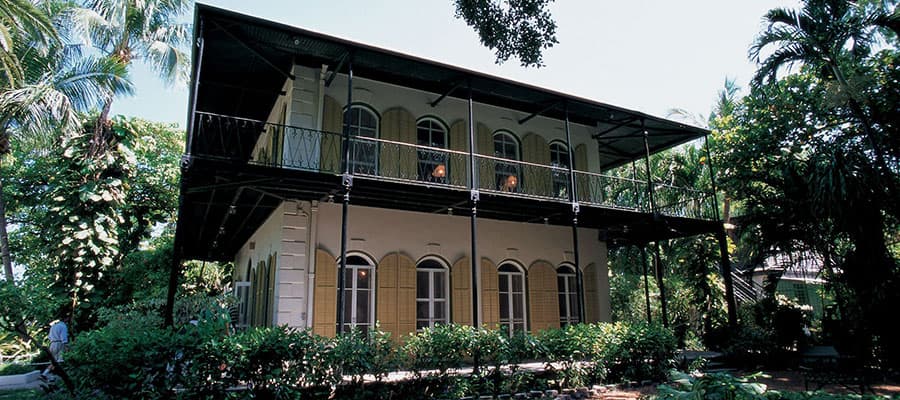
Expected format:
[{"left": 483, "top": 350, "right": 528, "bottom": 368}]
[
  {"left": 717, "top": 229, "right": 738, "bottom": 329},
  {"left": 639, "top": 245, "right": 652, "bottom": 324},
  {"left": 467, "top": 80, "right": 480, "bottom": 327},
  {"left": 563, "top": 104, "right": 585, "bottom": 323},
  {"left": 653, "top": 241, "right": 669, "bottom": 328},
  {"left": 336, "top": 57, "right": 353, "bottom": 334},
  {"left": 641, "top": 120, "right": 656, "bottom": 213}
]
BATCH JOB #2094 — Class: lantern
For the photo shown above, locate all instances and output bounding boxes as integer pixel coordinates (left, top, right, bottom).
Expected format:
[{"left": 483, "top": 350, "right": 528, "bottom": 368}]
[{"left": 432, "top": 164, "right": 446, "bottom": 178}]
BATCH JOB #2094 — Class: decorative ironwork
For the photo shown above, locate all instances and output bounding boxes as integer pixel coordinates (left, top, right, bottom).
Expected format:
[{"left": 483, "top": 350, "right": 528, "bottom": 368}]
[{"left": 192, "top": 112, "right": 717, "bottom": 220}]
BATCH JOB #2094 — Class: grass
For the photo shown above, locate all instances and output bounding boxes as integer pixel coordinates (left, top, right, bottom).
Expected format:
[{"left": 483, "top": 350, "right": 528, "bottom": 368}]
[{"left": 0, "top": 389, "right": 42, "bottom": 400}]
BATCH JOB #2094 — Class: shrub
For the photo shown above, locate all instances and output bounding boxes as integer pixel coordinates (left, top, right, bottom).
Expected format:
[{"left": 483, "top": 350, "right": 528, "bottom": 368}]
[
  {"left": 654, "top": 371, "right": 888, "bottom": 400},
  {"left": 331, "top": 326, "right": 397, "bottom": 384},
  {"left": 402, "top": 324, "right": 473, "bottom": 377},
  {"left": 0, "top": 363, "right": 35, "bottom": 376},
  {"left": 596, "top": 322, "right": 676, "bottom": 383}
]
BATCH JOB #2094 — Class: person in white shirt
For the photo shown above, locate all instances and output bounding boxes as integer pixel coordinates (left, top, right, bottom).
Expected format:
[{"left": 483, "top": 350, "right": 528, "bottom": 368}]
[{"left": 42, "top": 315, "right": 70, "bottom": 377}]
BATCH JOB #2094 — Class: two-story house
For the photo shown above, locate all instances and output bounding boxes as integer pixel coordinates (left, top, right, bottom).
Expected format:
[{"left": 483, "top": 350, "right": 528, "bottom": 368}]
[{"left": 167, "top": 5, "right": 738, "bottom": 338}]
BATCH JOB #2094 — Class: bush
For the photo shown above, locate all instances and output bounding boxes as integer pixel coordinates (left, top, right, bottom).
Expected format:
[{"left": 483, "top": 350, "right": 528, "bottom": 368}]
[
  {"left": 402, "top": 324, "right": 473, "bottom": 376},
  {"left": 331, "top": 326, "right": 397, "bottom": 384},
  {"left": 600, "top": 322, "right": 676, "bottom": 383},
  {"left": 0, "top": 363, "right": 35, "bottom": 376},
  {"left": 654, "top": 371, "right": 887, "bottom": 400}
]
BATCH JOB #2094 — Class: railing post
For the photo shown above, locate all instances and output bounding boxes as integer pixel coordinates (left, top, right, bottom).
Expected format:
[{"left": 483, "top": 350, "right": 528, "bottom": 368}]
[
  {"left": 704, "top": 135, "right": 722, "bottom": 221},
  {"left": 336, "top": 56, "right": 353, "bottom": 335},
  {"left": 563, "top": 103, "right": 585, "bottom": 323},
  {"left": 468, "top": 79, "right": 480, "bottom": 327}
]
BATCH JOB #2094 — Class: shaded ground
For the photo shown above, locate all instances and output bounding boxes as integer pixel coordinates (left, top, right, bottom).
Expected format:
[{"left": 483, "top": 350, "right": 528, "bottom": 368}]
[{"left": 590, "top": 370, "right": 900, "bottom": 399}]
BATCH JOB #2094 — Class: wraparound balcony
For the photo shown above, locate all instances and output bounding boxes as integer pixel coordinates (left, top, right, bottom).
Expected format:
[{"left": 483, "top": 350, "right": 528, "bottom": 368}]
[{"left": 191, "top": 112, "right": 717, "bottom": 221}]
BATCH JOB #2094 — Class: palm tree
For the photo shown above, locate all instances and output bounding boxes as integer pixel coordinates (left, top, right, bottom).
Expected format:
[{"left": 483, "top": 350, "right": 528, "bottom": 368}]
[
  {"left": 72, "top": 0, "right": 191, "bottom": 150},
  {"left": 0, "top": 0, "right": 57, "bottom": 88},
  {"left": 0, "top": 1, "right": 133, "bottom": 282},
  {"left": 749, "top": 0, "right": 897, "bottom": 200}
]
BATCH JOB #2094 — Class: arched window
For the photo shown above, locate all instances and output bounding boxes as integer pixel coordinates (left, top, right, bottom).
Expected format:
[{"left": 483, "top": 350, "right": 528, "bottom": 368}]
[
  {"left": 416, "top": 258, "right": 449, "bottom": 329},
  {"left": 557, "top": 264, "right": 580, "bottom": 326},
  {"left": 337, "top": 254, "right": 376, "bottom": 334},
  {"left": 344, "top": 105, "right": 379, "bottom": 175},
  {"left": 493, "top": 131, "right": 520, "bottom": 192},
  {"left": 416, "top": 118, "right": 449, "bottom": 183},
  {"left": 498, "top": 262, "right": 526, "bottom": 335},
  {"left": 549, "top": 141, "right": 570, "bottom": 198}
]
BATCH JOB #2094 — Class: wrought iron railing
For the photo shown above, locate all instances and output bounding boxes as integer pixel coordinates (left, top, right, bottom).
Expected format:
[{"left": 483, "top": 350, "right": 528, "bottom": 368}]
[
  {"left": 574, "top": 171, "right": 649, "bottom": 211},
  {"left": 192, "top": 112, "right": 717, "bottom": 220},
  {"left": 473, "top": 154, "right": 571, "bottom": 200},
  {"left": 653, "top": 184, "right": 717, "bottom": 220}
]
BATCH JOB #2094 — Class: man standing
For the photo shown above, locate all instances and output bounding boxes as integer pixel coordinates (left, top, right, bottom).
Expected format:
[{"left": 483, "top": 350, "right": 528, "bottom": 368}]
[{"left": 42, "top": 315, "right": 69, "bottom": 378}]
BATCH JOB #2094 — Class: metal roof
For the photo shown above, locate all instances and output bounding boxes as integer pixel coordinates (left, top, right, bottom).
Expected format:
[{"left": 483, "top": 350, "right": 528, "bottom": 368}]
[{"left": 191, "top": 4, "right": 710, "bottom": 170}]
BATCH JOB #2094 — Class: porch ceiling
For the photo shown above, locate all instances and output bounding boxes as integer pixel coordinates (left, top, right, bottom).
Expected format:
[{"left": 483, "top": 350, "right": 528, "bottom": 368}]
[
  {"left": 191, "top": 4, "right": 709, "bottom": 172},
  {"left": 180, "top": 158, "right": 720, "bottom": 262}
]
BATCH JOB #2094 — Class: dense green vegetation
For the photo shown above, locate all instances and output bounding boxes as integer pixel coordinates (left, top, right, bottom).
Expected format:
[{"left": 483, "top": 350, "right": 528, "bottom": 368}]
[{"left": 0, "top": 0, "right": 898, "bottom": 397}]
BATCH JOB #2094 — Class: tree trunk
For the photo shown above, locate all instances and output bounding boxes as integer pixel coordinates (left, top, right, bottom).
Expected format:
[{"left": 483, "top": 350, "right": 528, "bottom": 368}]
[{"left": 0, "top": 161, "right": 13, "bottom": 281}]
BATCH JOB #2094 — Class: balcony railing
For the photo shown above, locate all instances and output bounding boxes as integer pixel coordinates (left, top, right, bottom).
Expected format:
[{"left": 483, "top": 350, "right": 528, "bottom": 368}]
[{"left": 192, "top": 112, "right": 717, "bottom": 220}]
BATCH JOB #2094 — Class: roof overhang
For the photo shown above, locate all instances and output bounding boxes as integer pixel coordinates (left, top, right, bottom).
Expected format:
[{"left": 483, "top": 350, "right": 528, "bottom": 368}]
[{"left": 190, "top": 3, "right": 710, "bottom": 170}]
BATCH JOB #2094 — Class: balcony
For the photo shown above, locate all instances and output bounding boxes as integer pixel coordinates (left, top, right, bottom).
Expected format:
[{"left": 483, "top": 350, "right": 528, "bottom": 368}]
[{"left": 191, "top": 112, "right": 717, "bottom": 221}]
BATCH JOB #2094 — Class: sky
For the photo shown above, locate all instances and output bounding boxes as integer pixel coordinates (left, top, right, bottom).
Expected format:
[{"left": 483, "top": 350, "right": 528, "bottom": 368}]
[{"left": 110, "top": 0, "right": 799, "bottom": 128}]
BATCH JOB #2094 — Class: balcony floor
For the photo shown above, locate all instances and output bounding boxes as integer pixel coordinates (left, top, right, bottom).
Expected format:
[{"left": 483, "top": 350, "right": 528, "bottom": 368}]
[{"left": 179, "top": 156, "right": 721, "bottom": 261}]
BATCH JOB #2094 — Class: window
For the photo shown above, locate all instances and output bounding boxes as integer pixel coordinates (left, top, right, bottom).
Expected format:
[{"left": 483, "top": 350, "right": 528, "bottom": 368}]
[
  {"left": 557, "top": 265, "right": 580, "bottom": 326},
  {"left": 416, "top": 118, "right": 449, "bottom": 183},
  {"left": 498, "top": 263, "right": 526, "bottom": 335},
  {"left": 549, "top": 141, "right": 570, "bottom": 199},
  {"left": 344, "top": 105, "right": 379, "bottom": 175},
  {"left": 338, "top": 255, "right": 376, "bottom": 334},
  {"left": 416, "top": 258, "right": 449, "bottom": 330},
  {"left": 493, "top": 131, "right": 520, "bottom": 192}
]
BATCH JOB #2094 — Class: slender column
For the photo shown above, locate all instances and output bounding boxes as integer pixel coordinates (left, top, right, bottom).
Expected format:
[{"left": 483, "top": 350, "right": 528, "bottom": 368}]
[
  {"left": 717, "top": 229, "right": 738, "bottom": 329},
  {"left": 706, "top": 129, "right": 737, "bottom": 329},
  {"left": 336, "top": 57, "right": 353, "bottom": 334},
  {"left": 467, "top": 80, "right": 480, "bottom": 327},
  {"left": 703, "top": 135, "right": 721, "bottom": 221},
  {"left": 166, "top": 19, "right": 204, "bottom": 326},
  {"left": 563, "top": 104, "right": 585, "bottom": 322},
  {"left": 639, "top": 245, "right": 652, "bottom": 324},
  {"left": 653, "top": 241, "right": 669, "bottom": 328},
  {"left": 641, "top": 120, "right": 656, "bottom": 213}
]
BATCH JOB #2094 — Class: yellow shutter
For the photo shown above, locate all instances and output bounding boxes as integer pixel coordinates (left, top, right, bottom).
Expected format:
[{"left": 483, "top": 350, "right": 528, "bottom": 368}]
[
  {"left": 583, "top": 263, "right": 600, "bottom": 323},
  {"left": 480, "top": 258, "right": 499, "bottom": 329},
  {"left": 451, "top": 257, "right": 472, "bottom": 326},
  {"left": 521, "top": 133, "right": 551, "bottom": 197},
  {"left": 376, "top": 253, "right": 399, "bottom": 336},
  {"left": 380, "top": 108, "right": 415, "bottom": 179},
  {"left": 528, "top": 261, "right": 560, "bottom": 333},
  {"left": 476, "top": 123, "right": 494, "bottom": 190},
  {"left": 376, "top": 252, "right": 417, "bottom": 341},
  {"left": 320, "top": 95, "right": 343, "bottom": 173},
  {"left": 397, "top": 254, "right": 417, "bottom": 338},
  {"left": 266, "top": 253, "right": 277, "bottom": 327},
  {"left": 574, "top": 144, "right": 589, "bottom": 202},
  {"left": 313, "top": 249, "right": 337, "bottom": 337},
  {"left": 448, "top": 120, "right": 469, "bottom": 187}
]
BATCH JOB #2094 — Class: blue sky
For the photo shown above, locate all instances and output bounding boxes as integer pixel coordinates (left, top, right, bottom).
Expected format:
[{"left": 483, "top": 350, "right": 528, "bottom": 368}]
[{"left": 110, "top": 0, "right": 798, "bottom": 128}]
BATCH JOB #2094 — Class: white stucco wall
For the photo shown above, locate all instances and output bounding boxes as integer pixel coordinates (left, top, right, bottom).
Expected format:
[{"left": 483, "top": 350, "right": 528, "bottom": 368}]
[{"left": 314, "top": 202, "right": 611, "bottom": 321}]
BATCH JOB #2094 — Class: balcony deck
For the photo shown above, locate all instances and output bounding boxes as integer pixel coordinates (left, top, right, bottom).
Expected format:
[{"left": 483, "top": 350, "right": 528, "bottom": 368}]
[{"left": 178, "top": 112, "right": 720, "bottom": 261}]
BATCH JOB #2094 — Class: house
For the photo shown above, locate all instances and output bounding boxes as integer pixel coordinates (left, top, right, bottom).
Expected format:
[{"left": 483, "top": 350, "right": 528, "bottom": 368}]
[
  {"left": 750, "top": 250, "right": 826, "bottom": 318},
  {"left": 168, "top": 5, "right": 738, "bottom": 338}
]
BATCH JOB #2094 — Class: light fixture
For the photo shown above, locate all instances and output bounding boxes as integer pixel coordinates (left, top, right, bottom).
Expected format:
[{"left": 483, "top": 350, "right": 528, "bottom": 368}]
[
  {"left": 432, "top": 164, "right": 446, "bottom": 178},
  {"left": 502, "top": 175, "right": 518, "bottom": 191}
]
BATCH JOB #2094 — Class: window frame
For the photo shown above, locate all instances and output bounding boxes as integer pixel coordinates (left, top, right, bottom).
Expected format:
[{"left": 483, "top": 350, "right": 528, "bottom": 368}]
[
  {"left": 549, "top": 140, "right": 571, "bottom": 199},
  {"left": 492, "top": 131, "right": 521, "bottom": 192},
  {"left": 415, "top": 256, "right": 450, "bottom": 330},
  {"left": 343, "top": 104, "right": 380, "bottom": 175},
  {"left": 498, "top": 262, "right": 527, "bottom": 336},
  {"left": 336, "top": 253, "right": 377, "bottom": 333},
  {"left": 557, "top": 264, "right": 580, "bottom": 327},
  {"left": 415, "top": 117, "right": 450, "bottom": 183}
]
